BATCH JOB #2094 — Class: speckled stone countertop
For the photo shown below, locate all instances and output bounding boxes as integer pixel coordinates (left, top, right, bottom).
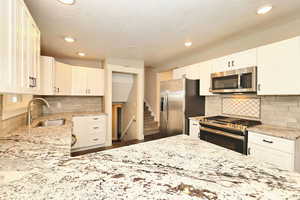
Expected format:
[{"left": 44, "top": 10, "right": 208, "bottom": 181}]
[
  {"left": 248, "top": 124, "right": 300, "bottom": 140},
  {"left": 1, "top": 114, "right": 300, "bottom": 199}
]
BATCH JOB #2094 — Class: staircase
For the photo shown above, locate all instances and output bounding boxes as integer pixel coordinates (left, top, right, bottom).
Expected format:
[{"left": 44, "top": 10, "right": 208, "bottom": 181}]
[{"left": 144, "top": 103, "right": 159, "bottom": 136}]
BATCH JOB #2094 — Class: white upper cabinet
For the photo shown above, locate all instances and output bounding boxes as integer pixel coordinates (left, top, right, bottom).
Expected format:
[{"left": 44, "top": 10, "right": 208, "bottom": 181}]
[
  {"left": 257, "top": 36, "right": 300, "bottom": 95},
  {"left": 55, "top": 62, "right": 72, "bottom": 96},
  {"left": 0, "top": 1, "right": 12, "bottom": 93},
  {"left": 53, "top": 61, "right": 104, "bottom": 96},
  {"left": 0, "top": 0, "right": 40, "bottom": 94},
  {"left": 72, "top": 66, "right": 88, "bottom": 95},
  {"left": 86, "top": 68, "right": 105, "bottom": 96},
  {"left": 40, "top": 56, "right": 56, "bottom": 95},
  {"left": 198, "top": 60, "right": 214, "bottom": 96},
  {"left": 212, "top": 48, "right": 257, "bottom": 72},
  {"left": 173, "top": 67, "right": 189, "bottom": 79}
]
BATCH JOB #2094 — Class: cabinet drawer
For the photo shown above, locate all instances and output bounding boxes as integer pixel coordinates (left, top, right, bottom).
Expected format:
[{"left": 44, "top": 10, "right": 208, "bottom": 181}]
[
  {"left": 248, "top": 131, "right": 295, "bottom": 154},
  {"left": 90, "top": 132, "right": 106, "bottom": 145},
  {"left": 249, "top": 143, "right": 294, "bottom": 171}
]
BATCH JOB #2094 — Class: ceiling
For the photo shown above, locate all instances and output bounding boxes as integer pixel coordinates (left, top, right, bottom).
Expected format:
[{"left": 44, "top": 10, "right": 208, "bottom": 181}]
[{"left": 24, "top": 0, "right": 300, "bottom": 67}]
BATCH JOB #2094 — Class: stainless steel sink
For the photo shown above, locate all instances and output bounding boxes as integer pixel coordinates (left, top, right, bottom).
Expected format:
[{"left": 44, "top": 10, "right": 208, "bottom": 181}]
[{"left": 34, "top": 119, "right": 66, "bottom": 128}]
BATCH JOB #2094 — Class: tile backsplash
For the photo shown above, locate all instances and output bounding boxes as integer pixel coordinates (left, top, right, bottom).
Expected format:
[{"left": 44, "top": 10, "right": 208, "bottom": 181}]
[
  {"left": 222, "top": 97, "right": 260, "bottom": 119},
  {"left": 0, "top": 95, "right": 42, "bottom": 135},
  {"left": 41, "top": 96, "right": 104, "bottom": 114},
  {"left": 205, "top": 95, "right": 300, "bottom": 129}
]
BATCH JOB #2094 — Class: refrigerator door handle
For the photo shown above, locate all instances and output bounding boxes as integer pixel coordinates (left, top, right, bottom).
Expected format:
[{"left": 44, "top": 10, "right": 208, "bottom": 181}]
[{"left": 166, "top": 94, "right": 169, "bottom": 123}]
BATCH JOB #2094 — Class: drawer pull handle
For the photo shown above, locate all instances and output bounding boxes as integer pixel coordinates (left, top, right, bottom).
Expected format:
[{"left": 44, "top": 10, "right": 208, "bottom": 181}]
[
  {"left": 93, "top": 127, "right": 100, "bottom": 129},
  {"left": 93, "top": 118, "right": 99, "bottom": 120},
  {"left": 193, "top": 123, "right": 198, "bottom": 126},
  {"left": 93, "top": 138, "right": 99, "bottom": 141},
  {"left": 262, "top": 139, "right": 273, "bottom": 144}
]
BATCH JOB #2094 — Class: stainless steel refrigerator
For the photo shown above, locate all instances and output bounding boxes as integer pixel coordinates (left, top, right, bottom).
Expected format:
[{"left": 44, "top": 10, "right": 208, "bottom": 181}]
[{"left": 160, "top": 78, "right": 205, "bottom": 135}]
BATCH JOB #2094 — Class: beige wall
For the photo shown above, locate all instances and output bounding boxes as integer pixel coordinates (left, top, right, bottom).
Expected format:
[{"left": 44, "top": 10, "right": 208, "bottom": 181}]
[
  {"left": 104, "top": 60, "right": 144, "bottom": 146},
  {"left": 144, "top": 67, "right": 158, "bottom": 121},
  {"left": 40, "top": 96, "right": 104, "bottom": 114},
  {"left": 122, "top": 75, "right": 138, "bottom": 141},
  {"left": 54, "top": 58, "right": 102, "bottom": 68},
  {"left": 205, "top": 95, "right": 300, "bottom": 129},
  {"left": 156, "top": 13, "right": 300, "bottom": 71}
]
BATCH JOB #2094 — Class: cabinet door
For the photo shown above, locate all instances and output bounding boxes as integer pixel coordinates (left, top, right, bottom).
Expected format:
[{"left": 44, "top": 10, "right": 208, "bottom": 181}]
[
  {"left": 86, "top": 68, "right": 105, "bottom": 96},
  {"left": 199, "top": 60, "right": 214, "bottom": 96},
  {"left": 257, "top": 37, "right": 300, "bottom": 95},
  {"left": 55, "top": 62, "right": 72, "bottom": 95},
  {"left": 0, "top": 1, "right": 13, "bottom": 93},
  {"left": 189, "top": 120, "right": 199, "bottom": 138},
  {"left": 173, "top": 67, "right": 188, "bottom": 79},
  {"left": 231, "top": 48, "right": 257, "bottom": 70},
  {"left": 40, "top": 56, "right": 55, "bottom": 95},
  {"left": 212, "top": 55, "right": 231, "bottom": 72},
  {"left": 72, "top": 66, "right": 87, "bottom": 95},
  {"left": 249, "top": 142, "right": 294, "bottom": 171}
]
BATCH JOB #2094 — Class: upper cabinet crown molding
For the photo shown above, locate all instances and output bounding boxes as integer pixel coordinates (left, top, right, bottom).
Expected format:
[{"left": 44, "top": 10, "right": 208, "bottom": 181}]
[{"left": 0, "top": 0, "right": 40, "bottom": 94}]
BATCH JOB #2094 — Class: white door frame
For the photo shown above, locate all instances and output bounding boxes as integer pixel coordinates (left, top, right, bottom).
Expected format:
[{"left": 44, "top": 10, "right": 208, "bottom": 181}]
[{"left": 104, "top": 64, "right": 144, "bottom": 146}]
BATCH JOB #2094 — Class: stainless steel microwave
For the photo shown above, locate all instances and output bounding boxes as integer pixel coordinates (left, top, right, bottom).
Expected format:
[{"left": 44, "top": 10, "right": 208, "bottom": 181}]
[{"left": 210, "top": 66, "right": 257, "bottom": 93}]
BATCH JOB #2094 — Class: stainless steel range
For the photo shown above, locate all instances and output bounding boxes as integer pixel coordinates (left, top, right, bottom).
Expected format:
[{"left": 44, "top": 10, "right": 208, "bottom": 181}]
[{"left": 199, "top": 116, "right": 261, "bottom": 155}]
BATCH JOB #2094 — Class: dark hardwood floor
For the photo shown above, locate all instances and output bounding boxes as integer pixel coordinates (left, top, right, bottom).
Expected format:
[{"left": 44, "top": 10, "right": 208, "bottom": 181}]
[{"left": 71, "top": 133, "right": 181, "bottom": 157}]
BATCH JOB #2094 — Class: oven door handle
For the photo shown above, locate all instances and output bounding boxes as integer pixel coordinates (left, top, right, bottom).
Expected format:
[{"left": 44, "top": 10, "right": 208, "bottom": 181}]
[{"left": 200, "top": 127, "right": 244, "bottom": 141}]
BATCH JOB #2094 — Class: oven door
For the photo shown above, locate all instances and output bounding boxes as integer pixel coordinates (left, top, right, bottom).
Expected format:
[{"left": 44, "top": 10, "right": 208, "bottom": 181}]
[{"left": 200, "top": 127, "right": 248, "bottom": 154}]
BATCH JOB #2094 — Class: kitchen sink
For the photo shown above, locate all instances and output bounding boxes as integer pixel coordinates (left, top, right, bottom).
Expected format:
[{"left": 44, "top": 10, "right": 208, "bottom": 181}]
[{"left": 34, "top": 119, "right": 66, "bottom": 128}]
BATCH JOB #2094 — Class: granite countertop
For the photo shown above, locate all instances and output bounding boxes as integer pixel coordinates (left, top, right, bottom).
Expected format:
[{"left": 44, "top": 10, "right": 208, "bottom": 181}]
[
  {"left": 1, "top": 114, "right": 300, "bottom": 199},
  {"left": 248, "top": 124, "right": 300, "bottom": 140}
]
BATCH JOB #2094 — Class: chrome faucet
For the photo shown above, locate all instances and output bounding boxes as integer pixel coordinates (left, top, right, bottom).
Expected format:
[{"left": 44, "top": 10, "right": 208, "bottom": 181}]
[{"left": 27, "top": 98, "right": 50, "bottom": 126}]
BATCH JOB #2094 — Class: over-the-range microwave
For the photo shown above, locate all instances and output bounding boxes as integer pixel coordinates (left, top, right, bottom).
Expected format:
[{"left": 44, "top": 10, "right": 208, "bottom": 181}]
[{"left": 210, "top": 66, "right": 257, "bottom": 93}]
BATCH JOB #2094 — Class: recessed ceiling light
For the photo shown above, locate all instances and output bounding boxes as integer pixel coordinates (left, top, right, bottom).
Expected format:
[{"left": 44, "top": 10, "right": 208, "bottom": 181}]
[
  {"left": 185, "top": 42, "right": 192, "bottom": 47},
  {"left": 57, "top": 0, "right": 75, "bottom": 5},
  {"left": 77, "top": 52, "right": 85, "bottom": 57},
  {"left": 257, "top": 5, "right": 273, "bottom": 15},
  {"left": 64, "top": 36, "right": 75, "bottom": 43}
]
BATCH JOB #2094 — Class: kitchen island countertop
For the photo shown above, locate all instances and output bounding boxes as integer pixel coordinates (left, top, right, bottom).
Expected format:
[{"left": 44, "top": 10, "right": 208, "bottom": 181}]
[{"left": 1, "top": 113, "right": 300, "bottom": 200}]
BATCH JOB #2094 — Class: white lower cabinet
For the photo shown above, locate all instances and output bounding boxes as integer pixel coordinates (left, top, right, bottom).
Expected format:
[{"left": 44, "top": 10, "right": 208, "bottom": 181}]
[
  {"left": 189, "top": 119, "right": 200, "bottom": 138},
  {"left": 72, "top": 115, "right": 107, "bottom": 152},
  {"left": 248, "top": 131, "right": 300, "bottom": 172}
]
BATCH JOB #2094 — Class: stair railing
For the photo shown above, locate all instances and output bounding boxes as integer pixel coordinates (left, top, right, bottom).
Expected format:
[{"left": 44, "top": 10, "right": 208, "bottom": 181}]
[{"left": 120, "top": 115, "right": 136, "bottom": 140}]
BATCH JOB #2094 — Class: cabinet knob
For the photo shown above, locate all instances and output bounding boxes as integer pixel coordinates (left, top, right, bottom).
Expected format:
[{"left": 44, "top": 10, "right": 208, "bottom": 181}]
[
  {"left": 228, "top": 61, "right": 231, "bottom": 67},
  {"left": 231, "top": 60, "right": 234, "bottom": 66}
]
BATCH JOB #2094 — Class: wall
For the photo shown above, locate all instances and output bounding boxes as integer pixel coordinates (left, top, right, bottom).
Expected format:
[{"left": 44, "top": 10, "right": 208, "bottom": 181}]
[
  {"left": 144, "top": 67, "right": 158, "bottom": 121},
  {"left": 0, "top": 95, "right": 42, "bottom": 135},
  {"left": 122, "top": 75, "right": 138, "bottom": 141},
  {"left": 104, "top": 60, "right": 144, "bottom": 146},
  {"left": 105, "top": 57, "right": 144, "bottom": 69},
  {"left": 112, "top": 73, "right": 134, "bottom": 103},
  {"left": 55, "top": 58, "right": 102, "bottom": 68},
  {"left": 156, "top": 13, "right": 300, "bottom": 71},
  {"left": 41, "top": 96, "right": 104, "bottom": 114},
  {"left": 205, "top": 95, "right": 300, "bottom": 129},
  {"left": 144, "top": 70, "right": 173, "bottom": 123}
]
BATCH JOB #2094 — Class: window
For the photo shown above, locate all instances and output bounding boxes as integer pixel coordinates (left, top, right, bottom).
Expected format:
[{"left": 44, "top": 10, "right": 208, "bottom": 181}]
[{"left": 2, "top": 95, "right": 32, "bottom": 120}]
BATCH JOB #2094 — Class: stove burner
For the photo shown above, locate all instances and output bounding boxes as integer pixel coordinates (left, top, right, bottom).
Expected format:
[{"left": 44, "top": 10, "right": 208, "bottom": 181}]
[{"left": 203, "top": 115, "right": 261, "bottom": 128}]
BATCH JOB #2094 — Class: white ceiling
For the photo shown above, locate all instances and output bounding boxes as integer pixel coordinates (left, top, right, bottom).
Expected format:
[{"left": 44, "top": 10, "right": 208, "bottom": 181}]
[{"left": 24, "top": 0, "right": 300, "bottom": 67}]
